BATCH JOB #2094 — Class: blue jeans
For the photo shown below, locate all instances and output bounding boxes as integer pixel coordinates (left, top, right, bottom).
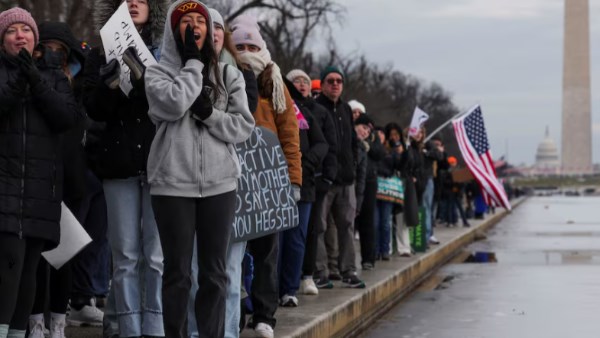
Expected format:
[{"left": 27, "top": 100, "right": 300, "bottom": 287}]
[
  {"left": 374, "top": 200, "right": 393, "bottom": 256},
  {"left": 278, "top": 202, "right": 311, "bottom": 297},
  {"left": 103, "top": 177, "right": 164, "bottom": 337},
  {"left": 422, "top": 178, "right": 434, "bottom": 240},
  {"left": 188, "top": 241, "right": 247, "bottom": 338}
]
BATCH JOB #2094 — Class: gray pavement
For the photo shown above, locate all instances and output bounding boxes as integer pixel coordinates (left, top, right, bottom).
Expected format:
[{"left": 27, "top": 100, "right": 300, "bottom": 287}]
[{"left": 362, "top": 196, "right": 600, "bottom": 338}]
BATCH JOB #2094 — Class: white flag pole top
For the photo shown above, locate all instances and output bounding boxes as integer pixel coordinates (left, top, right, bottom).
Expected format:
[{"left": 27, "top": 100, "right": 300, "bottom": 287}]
[
  {"left": 99, "top": 2, "right": 158, "bottom": 96},
  {"left": 423, "top": 104, "right": 479, "bottom": 143},
  {"left": 408, "top": 106, "right": 430, "bottom": 137}
]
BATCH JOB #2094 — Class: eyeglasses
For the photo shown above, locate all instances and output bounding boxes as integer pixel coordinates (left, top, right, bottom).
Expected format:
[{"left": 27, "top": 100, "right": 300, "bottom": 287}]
[
  {"left": 326, "top": 78, "right": 343, "bottom": 85},
  {"left": 293, "top": 78, "right": 310, "bottom": 86}
]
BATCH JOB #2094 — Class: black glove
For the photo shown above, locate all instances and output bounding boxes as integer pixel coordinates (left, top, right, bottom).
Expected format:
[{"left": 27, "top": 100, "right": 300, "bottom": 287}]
[
  {"left": 17, "top": 49, "right": 41, "bottom": 86},
  {"left": 122, "top": 46, "right": 146, "bottom": 89},
  {"left": 190, "top": 86, "right": 213, "bottom": 121},
  {"left": 183, "top": 24, "right": 202, "bottom": 63},
  {"left": 99, "top": 58, "right": 121, "bottom": 89}
]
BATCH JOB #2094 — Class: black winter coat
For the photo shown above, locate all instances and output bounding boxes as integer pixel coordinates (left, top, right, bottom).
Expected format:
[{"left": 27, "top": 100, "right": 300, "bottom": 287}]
[
  {"left": 83, "top": 48, "right": 155, "bottom": 179},
  {"left": 315, "top": 95, "right": 355, "bottom": 186},
  {"left": 364, "top": 133, "right": 386, "bottom": 183},
  {"left": 284, "top": 79, "right": 329, "bottom": 202},
  {"left": 304, "top": 98, "right": 337, "bottom": 185},
  {"left": 0, "top": 53, "right": 81, "bottom": 246}
]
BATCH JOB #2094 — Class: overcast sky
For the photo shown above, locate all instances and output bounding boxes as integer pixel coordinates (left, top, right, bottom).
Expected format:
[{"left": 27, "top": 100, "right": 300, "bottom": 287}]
[{"left": 331, "top": 0, "right": 600, "bottom": 165}]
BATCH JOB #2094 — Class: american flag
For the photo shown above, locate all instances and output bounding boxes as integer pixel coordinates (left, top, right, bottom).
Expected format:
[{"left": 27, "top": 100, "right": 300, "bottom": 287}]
[{"left": 453, "top": 105, "right": 511, "bottom": 210}]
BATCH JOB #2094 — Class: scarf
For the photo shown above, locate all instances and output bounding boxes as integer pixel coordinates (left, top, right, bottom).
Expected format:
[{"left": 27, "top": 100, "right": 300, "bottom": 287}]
[
  {"left": 238, "top": 45, "right": 287, "bottom": 114},
  {"left": 293, "top": 103, "right": 309, "bottom": 130}
]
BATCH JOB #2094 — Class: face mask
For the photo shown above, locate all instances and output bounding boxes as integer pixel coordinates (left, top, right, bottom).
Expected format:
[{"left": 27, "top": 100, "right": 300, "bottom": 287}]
[{"left": 42, "top": 49, "right": 67, "bottom": 69}]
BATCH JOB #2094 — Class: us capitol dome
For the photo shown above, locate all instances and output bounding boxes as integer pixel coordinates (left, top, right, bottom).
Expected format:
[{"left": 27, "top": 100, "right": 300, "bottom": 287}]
[{"left": 534, "top": 127, "right": 560, "bottom": 175}]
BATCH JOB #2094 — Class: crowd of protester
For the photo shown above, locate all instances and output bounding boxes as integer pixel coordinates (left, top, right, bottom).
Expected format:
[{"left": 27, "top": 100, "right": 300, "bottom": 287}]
[{"left": 0, "top": 1, "right": 491, "bottom": 338}]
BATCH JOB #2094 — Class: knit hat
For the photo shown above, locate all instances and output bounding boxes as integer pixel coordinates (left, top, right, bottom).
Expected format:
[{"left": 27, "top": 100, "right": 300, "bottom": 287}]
[
  {"left": 447, "top": 156, "right": 458, "bottom": 165},
  {"left": 170, "top": 1, "right": 209, "bottom": 31},
  {"left": 208, "top": 8, "right": 224, "bottom": 30},
  {"left": 355, "top": 114, "right": 373, "bottom": 128},
  {"left": 348, "top": 100, "right": 366, "bottom": 114},
  {"left": 311, "top": 79, "right": 321, "bottom": 91},
  {"left": 0, "top": 7, "right": 39, "bottom": 44},
  {"left": 230, "top": 15, "right": 264, "bottom": 49},
  {"left": 320, "top": 65, "right": 344, "bottom": 82},
  {"left": 286, "top": 69, "right": 311, "bottom": 85}
]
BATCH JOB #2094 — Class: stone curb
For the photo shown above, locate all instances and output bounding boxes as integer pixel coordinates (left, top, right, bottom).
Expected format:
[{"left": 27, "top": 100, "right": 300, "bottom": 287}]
[{"left": 285, "top": 198, "right": 527, "bottom": 338}]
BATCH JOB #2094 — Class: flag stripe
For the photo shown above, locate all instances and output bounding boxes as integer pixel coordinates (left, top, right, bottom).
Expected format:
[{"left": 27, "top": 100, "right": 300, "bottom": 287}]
[{"left": 452, "top": 106, "right": 511, "bottom": 210}]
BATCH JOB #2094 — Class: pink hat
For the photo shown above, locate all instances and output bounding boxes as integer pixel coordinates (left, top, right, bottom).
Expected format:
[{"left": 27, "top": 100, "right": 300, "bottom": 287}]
[
  {"left": 0, "top": 7, "right": 39, "bottom": 44},
  {"left": 230, "top": 15, "right": 264, "bottom": 49}
]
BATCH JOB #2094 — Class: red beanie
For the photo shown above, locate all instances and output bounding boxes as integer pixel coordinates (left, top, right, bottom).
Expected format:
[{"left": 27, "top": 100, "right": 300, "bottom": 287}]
[{"left": 170, "top": 1, "right": 209, "bottom": 30}]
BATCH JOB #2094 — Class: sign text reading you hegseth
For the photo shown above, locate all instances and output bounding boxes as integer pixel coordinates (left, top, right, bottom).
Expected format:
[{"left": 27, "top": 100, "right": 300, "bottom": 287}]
[{"left": 232, "top": 127, "right": 299, "bottom": 242}]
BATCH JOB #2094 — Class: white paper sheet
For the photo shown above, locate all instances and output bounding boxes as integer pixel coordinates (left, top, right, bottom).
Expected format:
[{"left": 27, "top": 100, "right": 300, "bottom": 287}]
[{"left": 42, "top": 203, "right": 92, "bottom": 270}]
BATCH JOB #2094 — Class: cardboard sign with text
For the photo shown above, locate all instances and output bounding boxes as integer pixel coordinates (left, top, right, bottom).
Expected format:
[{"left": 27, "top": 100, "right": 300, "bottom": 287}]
[
  {"left": 232, "top": 127, "right": 299, "bottom": 242},
  {"left": 99, "top": 1, "right": 157, "bottom": 95}
]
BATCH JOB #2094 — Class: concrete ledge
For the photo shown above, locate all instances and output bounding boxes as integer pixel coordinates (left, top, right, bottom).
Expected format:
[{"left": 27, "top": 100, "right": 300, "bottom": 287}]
[{"left": 267, "top": 198, "right": 526, "bottom": 338}]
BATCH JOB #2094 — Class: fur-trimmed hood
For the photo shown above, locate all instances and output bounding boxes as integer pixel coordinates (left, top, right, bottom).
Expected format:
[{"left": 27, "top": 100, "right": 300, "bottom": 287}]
[{"left": 93, "top": 0, "right": 169, "bottom": 46}]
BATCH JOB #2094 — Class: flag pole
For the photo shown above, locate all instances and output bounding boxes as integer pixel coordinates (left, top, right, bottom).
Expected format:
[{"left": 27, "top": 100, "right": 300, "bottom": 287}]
[{"left": 424, "top": 104, "right": 480, "bottom": 143}]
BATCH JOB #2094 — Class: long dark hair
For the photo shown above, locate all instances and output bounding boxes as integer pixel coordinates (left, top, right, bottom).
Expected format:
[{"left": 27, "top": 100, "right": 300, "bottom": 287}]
[
  {"left": 199, "top": 36, "right": 223, "bottom": 100},
  {"left": 385, "top": 122, "right": 405, "bottom": 149}
]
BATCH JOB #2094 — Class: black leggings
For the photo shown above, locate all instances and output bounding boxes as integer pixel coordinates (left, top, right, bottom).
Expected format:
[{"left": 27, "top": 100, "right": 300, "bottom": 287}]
[
  {"left": 152, "top": 191, "right": 236, "bottom": 338},
  {"left": 0, "top": 234, "right": 45, "bottom": 330},
  {"left": 32, "top": 261, "right": 72, "bottom": 315}
]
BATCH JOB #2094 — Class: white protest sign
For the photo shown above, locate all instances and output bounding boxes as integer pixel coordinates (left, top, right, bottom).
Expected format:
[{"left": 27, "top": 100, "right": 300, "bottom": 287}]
[
  {"left": 42, "top": 203, "right": 92, "bottom": 270},
  {"left": 99, "top": 1, "right": 157, "bottom": 95}
]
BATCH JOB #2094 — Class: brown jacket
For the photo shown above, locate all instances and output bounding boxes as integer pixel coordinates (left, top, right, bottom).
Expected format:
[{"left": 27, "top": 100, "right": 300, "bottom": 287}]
[{"left": 253, "top": 87, "right": 302, "bottom": 186}]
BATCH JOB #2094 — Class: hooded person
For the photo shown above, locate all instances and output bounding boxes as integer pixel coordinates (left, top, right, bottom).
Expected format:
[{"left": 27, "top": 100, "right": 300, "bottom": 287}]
[
  {"left": 229, "top": 14, "right": 302, "bottom": 338},
  {"left": 186, "top": 7, "right": 261, "bottom": 338},
  {"left": 81, "top": 0, "right": 169, "bottom": 336},
  {"left": 143, "top": 1, "right": 255, "bottom": 337},
  {"left": 0, "top": 7, "right": 81, "bottom": 338},
  {"left": 28, "top": 21, "right": 92, "bottom": 338}
]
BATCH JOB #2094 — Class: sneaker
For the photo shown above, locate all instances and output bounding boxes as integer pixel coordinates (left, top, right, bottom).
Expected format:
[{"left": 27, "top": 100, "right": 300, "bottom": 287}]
[
  {"left": 254, "top": 322, "right": 274, "bottom": 338},
  {"left": 362, "top": 262, "right": 374, "bottom": 271},
  {"left": 279, "top": 294, "right": 298, "bottom": 307},
  {"left": 399, "top": 251, "right": 412, "bottom": 257},
  {"left": 342, "top": 275, "right": 366, "bottom": 289},
  {"left": 429, "top": 236, "right": 440, "bottom": 245},
  {"left": 315, "top": 276, "right": 334, "bottom": 289},
  {"left": 28, "top": 317, "right": 45, "bottom": 338},
  {"left": 381, "top": 253, "right": 390, "bottom": 261},
  {"left": 463, "top": 222, "right": 471, "bottom": 228},
  {"left": 67, "top": 299, "right": 103, "bottom": 327},
  {"left": 50, "top": 318, "right": 66, "bottom": 338},
  {"left": 328, "top": 272, "right": 342, "bottom": 281},
  {"left": 299, "top": 278, "right": 319, "bottom": 295}
]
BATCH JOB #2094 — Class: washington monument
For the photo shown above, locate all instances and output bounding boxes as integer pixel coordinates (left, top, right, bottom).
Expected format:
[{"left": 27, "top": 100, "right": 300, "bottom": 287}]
[{"left": 562, "top": 0, "right": 593, "bottom": 174}]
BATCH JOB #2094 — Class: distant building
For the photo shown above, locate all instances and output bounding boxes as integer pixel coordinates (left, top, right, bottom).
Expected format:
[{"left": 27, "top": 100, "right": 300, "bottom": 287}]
[{"left": 534, "top": 127, "right": 560, "bottom": 175}]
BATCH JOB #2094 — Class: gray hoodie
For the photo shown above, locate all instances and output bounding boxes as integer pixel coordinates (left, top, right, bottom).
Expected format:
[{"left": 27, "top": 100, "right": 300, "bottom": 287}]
[{"left": 145, "top": 0, "right": 255, "bottom": 198}]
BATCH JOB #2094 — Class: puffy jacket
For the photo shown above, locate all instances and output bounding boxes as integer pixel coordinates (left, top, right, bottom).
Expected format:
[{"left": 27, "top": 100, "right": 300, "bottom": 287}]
[{"left": 0, "top": 53, "right": 81, "bottom": 246}]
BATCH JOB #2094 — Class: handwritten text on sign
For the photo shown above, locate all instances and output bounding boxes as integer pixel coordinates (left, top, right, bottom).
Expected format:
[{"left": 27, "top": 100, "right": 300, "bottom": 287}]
[
  {"left": 232, "top": 127, "right": 299, "bottom": 242},
  {"left": 99, "top": 1, "right": 157, "bottom": 95}
]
